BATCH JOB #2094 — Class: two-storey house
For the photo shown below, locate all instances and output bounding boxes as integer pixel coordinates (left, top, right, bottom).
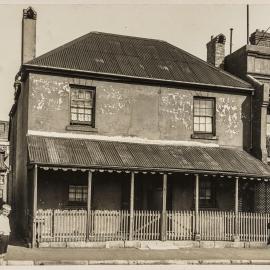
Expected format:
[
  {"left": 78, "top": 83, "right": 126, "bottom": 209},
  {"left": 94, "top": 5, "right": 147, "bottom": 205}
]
[{"left": 9, "top": 7, "right": 270, "bottom": 248}]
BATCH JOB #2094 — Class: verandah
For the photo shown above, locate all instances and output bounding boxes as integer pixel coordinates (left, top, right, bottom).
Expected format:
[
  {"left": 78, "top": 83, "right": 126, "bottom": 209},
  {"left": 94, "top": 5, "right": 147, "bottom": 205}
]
[{"left": 30, "top": 165, "right": 270, "bottom": 246}]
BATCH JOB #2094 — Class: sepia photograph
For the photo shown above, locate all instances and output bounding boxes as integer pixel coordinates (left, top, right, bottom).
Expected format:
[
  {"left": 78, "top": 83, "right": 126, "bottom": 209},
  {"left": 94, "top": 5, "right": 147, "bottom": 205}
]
[{"left": 1, "top": 0, "right": 270, "bottom": 268}]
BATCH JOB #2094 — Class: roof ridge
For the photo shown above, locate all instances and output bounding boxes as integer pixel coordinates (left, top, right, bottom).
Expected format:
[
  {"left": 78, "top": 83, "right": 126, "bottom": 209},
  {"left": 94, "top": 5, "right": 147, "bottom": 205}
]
[
  {"left": 91, "top": 31, "right": 166, "bottom": 43},
  {"left": 164, "top": 41, "right": 252, "bottom": 88}
]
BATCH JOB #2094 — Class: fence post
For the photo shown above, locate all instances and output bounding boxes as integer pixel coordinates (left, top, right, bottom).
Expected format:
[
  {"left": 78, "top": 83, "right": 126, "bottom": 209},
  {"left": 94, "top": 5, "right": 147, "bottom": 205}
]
[
  {"left": 86, "top": 171, "right": 93, "bottom": 241},
  {"left": 32, "top": 164, "right": 38, "bottom": 248},
  {"left": 129, "top": 172, "right": 135, "bottom": 241},
  {"left": 194, "top": 174, "right": 201, "bottom": 241},
  {"left": 234, "top": 177, "right": 240, "bottom": 241},
  {"left": 161, "top": 173, "right": 167, "bottom": 241}
]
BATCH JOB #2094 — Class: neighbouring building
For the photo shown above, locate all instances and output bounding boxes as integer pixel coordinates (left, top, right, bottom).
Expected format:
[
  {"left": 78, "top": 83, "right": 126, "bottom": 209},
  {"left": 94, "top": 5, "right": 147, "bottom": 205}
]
[
  {"left": 0, "top": 120, "right": 9, "bottom": 204},
  {"left": 9, "top": 7, "right": 270, "bottom": 247},
  {"left": 225, "top": 29, "right": 270, "bottom": 213}
]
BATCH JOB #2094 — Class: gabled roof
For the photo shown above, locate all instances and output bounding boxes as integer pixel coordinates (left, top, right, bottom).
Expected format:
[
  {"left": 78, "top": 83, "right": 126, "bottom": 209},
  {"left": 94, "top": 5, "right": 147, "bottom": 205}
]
[
  {"left": 27, "top": 135, "right": 270, "bottom": 179},
  {"left": 25, "top": 32, "right": 252, "bottom": 91}
]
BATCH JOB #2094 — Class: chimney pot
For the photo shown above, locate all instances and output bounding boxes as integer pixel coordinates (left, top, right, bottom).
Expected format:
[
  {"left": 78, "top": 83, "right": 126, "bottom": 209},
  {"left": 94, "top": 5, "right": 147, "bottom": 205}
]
[{"left": 250, "top": 29, "right": 270, "bottom": 47}]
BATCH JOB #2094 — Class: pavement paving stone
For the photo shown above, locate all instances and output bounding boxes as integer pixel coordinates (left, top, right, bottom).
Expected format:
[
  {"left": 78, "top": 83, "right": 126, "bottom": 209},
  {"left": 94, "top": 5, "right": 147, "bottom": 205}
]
[{"left": 4, "top": 244, "right": 270, "bottom": 265}]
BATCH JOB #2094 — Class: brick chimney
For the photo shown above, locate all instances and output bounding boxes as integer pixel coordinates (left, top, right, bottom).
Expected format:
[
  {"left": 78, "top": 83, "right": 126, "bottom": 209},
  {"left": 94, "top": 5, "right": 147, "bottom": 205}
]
[
  {"left": 250, "top": 29, "right": 270, "bottom": 47},
  {"left": 206, "top": 34, "right": 226, "bottom": 69},
  {"left": 21, "top": 7, "right": 37, "bottom": 64}
]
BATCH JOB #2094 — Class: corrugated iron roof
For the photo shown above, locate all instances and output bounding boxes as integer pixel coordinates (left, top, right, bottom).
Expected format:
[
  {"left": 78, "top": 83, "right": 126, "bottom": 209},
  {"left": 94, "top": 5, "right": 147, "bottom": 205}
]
[
  {"left": 27, "top": 135, "right": 270, "bottom": 178},
  {"left": 25, "top": 32, "right": 252, "bottom": 90}
]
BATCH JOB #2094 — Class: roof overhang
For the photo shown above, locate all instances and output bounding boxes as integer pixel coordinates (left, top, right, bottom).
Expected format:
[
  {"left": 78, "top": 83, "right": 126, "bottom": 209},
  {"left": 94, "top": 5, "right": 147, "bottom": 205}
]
[
  {"left": 22, "top": 64, "right": 254, "bottom": 94},
  {"left": 27, "top": 134, "right": 270, "bottom": 180}
]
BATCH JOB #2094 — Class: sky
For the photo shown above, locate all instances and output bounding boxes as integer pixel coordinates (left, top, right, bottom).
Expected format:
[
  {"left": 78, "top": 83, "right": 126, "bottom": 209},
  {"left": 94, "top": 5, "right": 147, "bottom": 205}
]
[{"left": 1, "top": 1, "right": 270, "bottom": 121}]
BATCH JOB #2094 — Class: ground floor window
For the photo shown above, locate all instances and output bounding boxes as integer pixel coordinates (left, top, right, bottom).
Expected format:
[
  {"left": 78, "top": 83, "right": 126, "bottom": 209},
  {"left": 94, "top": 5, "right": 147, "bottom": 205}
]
[
  {"left": 0, "top": 174, "right": 4, "bottom": 184},
  {"left": 68, "top": 185, "right": 88, "bottom": 204},
  {"left": 199, "top": 178, "right": 216, "bottom": 209}
]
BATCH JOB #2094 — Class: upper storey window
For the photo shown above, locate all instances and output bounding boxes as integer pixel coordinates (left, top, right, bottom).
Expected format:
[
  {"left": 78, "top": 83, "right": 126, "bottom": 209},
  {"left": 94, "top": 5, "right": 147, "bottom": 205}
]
[
  {"left": 70, "top": 86, "right": 95, "bottom": 127},
  {"left": 193, "top": 97, "right": 215, "bottom": 135}
]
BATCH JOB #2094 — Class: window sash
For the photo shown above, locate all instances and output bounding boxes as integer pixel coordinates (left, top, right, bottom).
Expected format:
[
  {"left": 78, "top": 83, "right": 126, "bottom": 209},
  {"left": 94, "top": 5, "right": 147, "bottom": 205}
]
[
  {"left": 193, "top": 98, "right": 214, "bottom": 134},
  {"left": 69, "top": 185, "right": 88, "bottom": 203},
  {"left": 0, "top": 175, "right": 4, "bottom": 184},
  {"left": 70, "top": 87, "right": 95, "bottom": 125},
  {"left": 199, "top": 179, "right": 216, "bottom": 208}
]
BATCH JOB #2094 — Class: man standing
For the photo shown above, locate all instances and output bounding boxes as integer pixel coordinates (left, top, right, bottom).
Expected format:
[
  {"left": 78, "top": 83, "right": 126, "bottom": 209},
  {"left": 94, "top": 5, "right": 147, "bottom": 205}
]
[{"left": 0, "top": 204, "right": 11, "bottom": 264}]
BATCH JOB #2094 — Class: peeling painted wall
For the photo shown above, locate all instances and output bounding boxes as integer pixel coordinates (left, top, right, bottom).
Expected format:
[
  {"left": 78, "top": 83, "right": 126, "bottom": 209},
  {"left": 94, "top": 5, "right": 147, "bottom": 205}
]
[{"left": 28, "top": 73, "right": 251, "bottom": 148}]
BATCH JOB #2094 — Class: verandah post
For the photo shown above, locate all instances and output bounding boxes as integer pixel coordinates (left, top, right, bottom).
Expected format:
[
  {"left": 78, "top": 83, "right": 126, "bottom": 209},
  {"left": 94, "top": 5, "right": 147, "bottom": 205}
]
[
  {"left": 86, "top": 171, "right": 92, "bottom": 241},
  {"left": 161, "top": 173, "right": 167, "bottom": 241},
  {"left": 234, "top": 177, "right": 240, "bottom": 241},
  {"left": 32, "top": 164, "right": 38, "bottom": 248},
  {"left": 194, "top": 174, "right": 200, "bottom": 241},
  {"left": 129, "top": 172, "right": 135, "bottom": 240}
]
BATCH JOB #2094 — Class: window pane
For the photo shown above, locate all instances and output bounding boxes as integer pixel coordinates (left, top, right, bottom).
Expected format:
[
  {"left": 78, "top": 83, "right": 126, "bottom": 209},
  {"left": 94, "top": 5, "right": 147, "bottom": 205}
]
[
  {"left": 205, "top": 117, "right": 212, "bottom": 124},
  {"left": 194, "top": 99, "right": 200, "bottom": 108},
  {"left": 194, "top": 116, "right": 200, "bottom": 124},
  {"left": 205, "top": 100, "right": 213, "bottom": 109},
  {"left": 199, "top": 124, "right": 205, "bottom": 131},
  {"left": 85, "top": 92, "right": 91, "bottom": 100},
  {"left": 194, "top": 123, "right": 199, "bottom": 131},
  {"left": 200, "top": 117, "right": 206, "bottom": 124},
  {"left": 205, "top": 108, "right": 213, "bottom": 116},
  {"left": 206, "top": 123, "right": 212, "bottom": 132}
]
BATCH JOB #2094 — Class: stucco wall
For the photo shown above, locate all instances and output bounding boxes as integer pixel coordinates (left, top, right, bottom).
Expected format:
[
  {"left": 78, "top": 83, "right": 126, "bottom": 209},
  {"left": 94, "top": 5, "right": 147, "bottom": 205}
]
[
  {"left": 28, "top": 73, "right": 251, "bottom": 149},
  {"left": 12, "top": 78, "right": 29, "bottom": 237}
]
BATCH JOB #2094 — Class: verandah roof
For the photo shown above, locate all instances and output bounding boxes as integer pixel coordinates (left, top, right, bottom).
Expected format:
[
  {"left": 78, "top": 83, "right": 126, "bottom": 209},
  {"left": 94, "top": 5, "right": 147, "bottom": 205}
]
[{"left": 27, "top": 135, "right": 270, "bottom": 179}]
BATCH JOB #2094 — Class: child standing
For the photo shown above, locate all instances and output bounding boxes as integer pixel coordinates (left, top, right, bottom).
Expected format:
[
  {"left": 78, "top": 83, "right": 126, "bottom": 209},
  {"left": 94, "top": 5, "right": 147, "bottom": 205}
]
[{"left": 0, "top": 204, "right": 11, "bottom": 264}]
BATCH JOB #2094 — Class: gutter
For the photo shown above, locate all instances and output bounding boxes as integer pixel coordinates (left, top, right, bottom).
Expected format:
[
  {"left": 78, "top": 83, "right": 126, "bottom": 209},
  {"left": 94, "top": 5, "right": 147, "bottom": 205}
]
[
  {"left": 246, "top": 74, "right": 264, "bottom": 87},
  {"left": 22, "top": 64, "right": 254, "bottom": 93},
  {"left": 27, "top": 162, "right": 270, "bottom": 180}
]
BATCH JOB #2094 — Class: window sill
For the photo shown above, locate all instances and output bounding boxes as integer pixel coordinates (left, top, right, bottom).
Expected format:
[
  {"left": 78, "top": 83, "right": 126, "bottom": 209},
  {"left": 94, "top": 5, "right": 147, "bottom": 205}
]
[
  {"left": 191, "top": 134, "right": 218, "bottom": 140},
  {"left": 66, "top": 125, "right": 98, "bottom": 133}
]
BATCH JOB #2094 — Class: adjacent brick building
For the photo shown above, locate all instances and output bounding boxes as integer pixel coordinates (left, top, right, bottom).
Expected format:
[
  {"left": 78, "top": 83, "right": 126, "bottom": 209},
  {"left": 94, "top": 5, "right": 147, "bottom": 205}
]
[
  {"left": 0, "top": 121, "right": 9, "bottom": 204},
  {"left": 8, "top": 7, "right": 270, "bottom": 246}
]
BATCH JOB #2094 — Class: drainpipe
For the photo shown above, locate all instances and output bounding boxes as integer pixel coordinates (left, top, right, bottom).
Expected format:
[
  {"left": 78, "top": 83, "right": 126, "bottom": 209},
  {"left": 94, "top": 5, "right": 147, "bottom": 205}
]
[
  {"left": 246, "top": 75, "right": 264, "bottom": 152},
  {"left": 246, "top": 74, "right": 269, "bottom": 163}
]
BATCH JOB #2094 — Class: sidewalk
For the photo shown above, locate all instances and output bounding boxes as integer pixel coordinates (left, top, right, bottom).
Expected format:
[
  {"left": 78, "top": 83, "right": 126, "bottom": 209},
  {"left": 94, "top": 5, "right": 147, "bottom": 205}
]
[{"left": 3, "top": 244, "right": 270, "bottom": 265}]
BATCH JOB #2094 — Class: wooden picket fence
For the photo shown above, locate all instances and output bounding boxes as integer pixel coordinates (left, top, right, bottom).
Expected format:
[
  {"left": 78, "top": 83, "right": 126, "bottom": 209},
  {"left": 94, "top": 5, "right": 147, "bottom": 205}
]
[
  {"left": 133, "top": 210, "right": 161, "bottom": 240},
  {"left": 35, "top": 209, "right": 270, "bottom": 243},
  {"left": 199, "top": 210, "right": 235, "bottom": 241},
  {"left": 89, "top": 210, "right": 129, "bottom": 241},
  {"left": 239, "top": 212, "right": 270, "bottom": 242},
  {"left": 167, "top": 210, "right": 195, "bottom": 240}
]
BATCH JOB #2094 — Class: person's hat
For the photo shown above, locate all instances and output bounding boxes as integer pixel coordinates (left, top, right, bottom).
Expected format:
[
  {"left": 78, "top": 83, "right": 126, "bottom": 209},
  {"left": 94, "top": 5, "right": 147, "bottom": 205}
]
[{"left": 2, "top": 204, "right": 11, "bottom": 211}]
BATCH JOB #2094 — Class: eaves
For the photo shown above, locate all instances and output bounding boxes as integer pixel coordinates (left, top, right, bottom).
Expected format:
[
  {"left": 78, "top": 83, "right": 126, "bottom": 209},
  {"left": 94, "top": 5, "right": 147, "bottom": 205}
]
[{"left": 22, "top": 64, "right": 254, "bottom": 95}]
